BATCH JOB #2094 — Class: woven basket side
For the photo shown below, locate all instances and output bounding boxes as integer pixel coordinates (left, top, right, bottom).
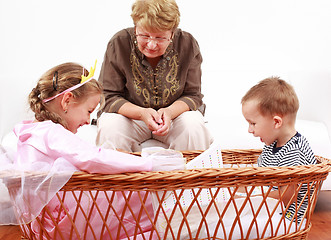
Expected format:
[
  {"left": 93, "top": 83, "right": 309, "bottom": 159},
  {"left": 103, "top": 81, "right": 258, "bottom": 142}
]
[
  {"left": 17, "top": 183, "right": 322, "bottom": 239},
  {"left": 7, "top": 149, "right": 330, "bottom": 240}
]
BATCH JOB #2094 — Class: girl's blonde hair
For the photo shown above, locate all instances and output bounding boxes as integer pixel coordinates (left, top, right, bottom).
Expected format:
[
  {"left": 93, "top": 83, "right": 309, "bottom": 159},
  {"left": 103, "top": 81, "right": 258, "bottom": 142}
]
[
  {"left": 29, "top": 62, "right": 103, "bottom": 128},
  {"left": 131, "top": 0, "right": 180, "bottom": 32},
  {"left": 241, "top": 76, "right": 299, "bottom": 117}
]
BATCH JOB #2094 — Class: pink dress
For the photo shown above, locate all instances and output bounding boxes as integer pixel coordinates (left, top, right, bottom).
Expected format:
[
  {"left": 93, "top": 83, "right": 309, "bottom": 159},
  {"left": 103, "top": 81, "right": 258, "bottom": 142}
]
[
  {"left": 11, "top": 120, "right": 154, "bottom": 239},
  {"left": 14, "top": 120, "right": 152, "bottom": 173}
]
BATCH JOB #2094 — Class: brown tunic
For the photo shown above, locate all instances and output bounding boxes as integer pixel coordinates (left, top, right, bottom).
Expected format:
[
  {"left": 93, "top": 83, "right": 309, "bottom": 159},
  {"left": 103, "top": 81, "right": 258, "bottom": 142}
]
[{"left": 98, "top": 27, "right": 204, "bottom": 114}]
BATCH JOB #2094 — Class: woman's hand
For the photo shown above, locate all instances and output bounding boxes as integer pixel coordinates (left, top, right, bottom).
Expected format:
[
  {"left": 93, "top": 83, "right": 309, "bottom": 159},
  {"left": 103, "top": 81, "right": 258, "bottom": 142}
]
[
  {"left": 139, "top": 107, "right": 173, "bottom": 136},
  {"left": 140, "top": 108, "right": 164, "bottom": 133},
  {"left": 152, "top": 108, "right": 172, "bottom": 136},
  {"left": 118, "top": 100, "right": 189, "bottom": 136},
  {"left": 118, "top": 103, "right": 163, "bottom": 132}
]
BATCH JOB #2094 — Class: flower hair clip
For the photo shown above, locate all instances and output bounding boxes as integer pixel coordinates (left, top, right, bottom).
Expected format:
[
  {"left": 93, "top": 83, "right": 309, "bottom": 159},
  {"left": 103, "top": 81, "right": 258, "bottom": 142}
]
[{"left": 43, "top": 60, "right": 97, "bottom": 103}]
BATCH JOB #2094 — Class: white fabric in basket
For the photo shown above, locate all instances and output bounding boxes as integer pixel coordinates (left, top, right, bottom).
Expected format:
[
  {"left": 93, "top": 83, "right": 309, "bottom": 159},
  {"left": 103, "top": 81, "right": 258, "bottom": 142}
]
[
  {"left": 153, "top": 196, "right": 303, "bottom": 239},
  {"left": 151, "top": 143, "right": 304, "bottom": 239}
]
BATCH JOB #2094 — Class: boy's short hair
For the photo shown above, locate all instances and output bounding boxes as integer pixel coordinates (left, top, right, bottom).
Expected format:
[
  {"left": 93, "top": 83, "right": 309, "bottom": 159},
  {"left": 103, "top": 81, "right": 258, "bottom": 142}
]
[{"left": 241, "top": 76, "right": 299, "bottom": 117}]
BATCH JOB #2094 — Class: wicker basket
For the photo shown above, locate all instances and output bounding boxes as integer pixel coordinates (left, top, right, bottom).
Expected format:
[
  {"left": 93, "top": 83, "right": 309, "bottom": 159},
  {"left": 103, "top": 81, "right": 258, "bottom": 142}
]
[{"left": 6, "top": 149, "right": 331, "bottom": 240}]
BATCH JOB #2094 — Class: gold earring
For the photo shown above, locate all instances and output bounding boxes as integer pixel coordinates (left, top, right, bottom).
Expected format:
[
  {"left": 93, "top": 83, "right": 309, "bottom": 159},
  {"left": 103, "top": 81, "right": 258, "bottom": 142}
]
[{"left": 64, "top": 109, "right": 67, "bottom": 114}]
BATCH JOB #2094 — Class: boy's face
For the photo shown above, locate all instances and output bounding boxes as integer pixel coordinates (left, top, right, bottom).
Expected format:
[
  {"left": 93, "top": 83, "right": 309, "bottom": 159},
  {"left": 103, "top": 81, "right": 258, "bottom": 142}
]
[{"left": 242, "top": 99, "right": 278, "bottom": 146}]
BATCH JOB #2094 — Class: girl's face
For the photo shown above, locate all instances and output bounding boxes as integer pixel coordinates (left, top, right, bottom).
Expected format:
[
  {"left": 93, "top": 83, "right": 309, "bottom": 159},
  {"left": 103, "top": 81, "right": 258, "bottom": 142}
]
[
  {"left": 64, "top": 93, "right": 101, "bottom": 133},
  {"left": 242, "top": 99, "right": 278, "bottom": 146},
  {"left": 135, "top": 26, "right": 173, "bottom": 59}
]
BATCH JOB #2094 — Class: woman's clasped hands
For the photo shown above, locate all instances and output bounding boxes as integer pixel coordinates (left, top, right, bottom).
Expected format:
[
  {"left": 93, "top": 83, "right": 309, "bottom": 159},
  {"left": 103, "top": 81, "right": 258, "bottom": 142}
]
[{"left": 140, "top": 107, "right": 173, "bottom": 136}]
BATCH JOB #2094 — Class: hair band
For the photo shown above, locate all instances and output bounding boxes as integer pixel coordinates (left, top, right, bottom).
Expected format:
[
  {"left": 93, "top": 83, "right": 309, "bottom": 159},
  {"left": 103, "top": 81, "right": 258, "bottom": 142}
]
[{"left": 43, "top": 60, "right": 97, "bottom": 103}]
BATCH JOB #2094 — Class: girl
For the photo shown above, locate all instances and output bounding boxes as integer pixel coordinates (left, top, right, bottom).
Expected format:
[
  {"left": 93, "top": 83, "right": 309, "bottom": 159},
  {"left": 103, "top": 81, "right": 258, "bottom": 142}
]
[
  {"left": 16, "top": 61, "right": 155, "bottom": 173},
  {"left": 5, "top": 61, "right": 184, "bottom": 239}
]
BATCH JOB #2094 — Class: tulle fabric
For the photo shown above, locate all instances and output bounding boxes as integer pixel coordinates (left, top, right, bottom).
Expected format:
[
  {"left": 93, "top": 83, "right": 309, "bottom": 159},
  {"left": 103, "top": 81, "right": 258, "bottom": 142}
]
[
  {"left": 24, "top": 191, "right": 154, "bottom": 240},
  {"left": 0, "top": 120, "right": 153, "bottom": 239},
  {"left": 0, "top": 145, "right": 154, "bottom": 239},
  {"left": 0, "top": 144, "right": 76, "bottom": 225},
  {"left": 0, "top": 145, "right": 19, "bottom": 224}
]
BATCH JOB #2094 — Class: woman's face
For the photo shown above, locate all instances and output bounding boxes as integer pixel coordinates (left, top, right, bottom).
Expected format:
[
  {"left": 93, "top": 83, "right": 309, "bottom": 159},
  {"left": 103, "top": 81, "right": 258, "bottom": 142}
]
[{"left": 135, "top": 26, "right": 173, "bottom": 59}]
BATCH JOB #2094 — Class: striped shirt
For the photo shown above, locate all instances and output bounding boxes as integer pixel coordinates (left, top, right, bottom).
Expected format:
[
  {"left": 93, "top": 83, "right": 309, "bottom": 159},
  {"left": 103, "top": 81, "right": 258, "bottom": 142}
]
[{"left": 258, "top": 132, "right": 316, "bottom": 222}]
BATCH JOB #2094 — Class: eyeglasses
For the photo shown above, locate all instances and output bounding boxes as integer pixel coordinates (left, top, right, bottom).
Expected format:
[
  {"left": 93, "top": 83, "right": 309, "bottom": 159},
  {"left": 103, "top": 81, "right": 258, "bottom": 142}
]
[{"left": 136, "top": 32, "right": 172, "bottom": 44}]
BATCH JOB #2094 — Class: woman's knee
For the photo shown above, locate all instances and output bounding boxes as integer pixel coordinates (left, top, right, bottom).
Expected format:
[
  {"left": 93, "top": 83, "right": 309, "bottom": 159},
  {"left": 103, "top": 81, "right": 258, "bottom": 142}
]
[
  {"left": 96, "top": 113, "right": 129, "bottom": 143},
  {"left": 97, "top": 113, "right": 127, "bottom": 131},
  {"left": 175, "top": 111, "right": 206, "bottom": 130}
]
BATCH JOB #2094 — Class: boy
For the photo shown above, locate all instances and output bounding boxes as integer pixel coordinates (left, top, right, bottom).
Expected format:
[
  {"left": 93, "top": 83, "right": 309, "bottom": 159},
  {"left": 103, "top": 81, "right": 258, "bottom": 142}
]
[{"left": 241, "top": 76, "right": 316, "bottom": 222}]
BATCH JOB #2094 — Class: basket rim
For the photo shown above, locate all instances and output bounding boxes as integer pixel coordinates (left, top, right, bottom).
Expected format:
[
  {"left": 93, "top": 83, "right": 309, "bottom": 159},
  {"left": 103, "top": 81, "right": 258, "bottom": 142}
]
[
  {"left": 2, "top": 149, "right": 330, "bottom": 189},
  {"left": 2, "top": 149, "right": 330, "bottom": 178}
]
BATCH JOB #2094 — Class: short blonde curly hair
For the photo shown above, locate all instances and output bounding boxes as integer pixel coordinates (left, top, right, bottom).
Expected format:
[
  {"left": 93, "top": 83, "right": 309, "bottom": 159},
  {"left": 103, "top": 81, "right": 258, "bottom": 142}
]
[{"left": 131, "top": 0, "right": 180, "bottom": 32}]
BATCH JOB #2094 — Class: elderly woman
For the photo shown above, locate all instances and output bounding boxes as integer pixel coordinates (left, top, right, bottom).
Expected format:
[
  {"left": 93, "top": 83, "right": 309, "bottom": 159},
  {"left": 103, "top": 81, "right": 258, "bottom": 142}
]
[{"left": 96, "top": 0, "right": 213, "bottom": 152}]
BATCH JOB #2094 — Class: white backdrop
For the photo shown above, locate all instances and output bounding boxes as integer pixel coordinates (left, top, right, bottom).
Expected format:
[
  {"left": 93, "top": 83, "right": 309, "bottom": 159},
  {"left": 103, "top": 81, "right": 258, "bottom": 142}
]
[{"left": 1, "top": 0, "right": 331, "bottom": 140}]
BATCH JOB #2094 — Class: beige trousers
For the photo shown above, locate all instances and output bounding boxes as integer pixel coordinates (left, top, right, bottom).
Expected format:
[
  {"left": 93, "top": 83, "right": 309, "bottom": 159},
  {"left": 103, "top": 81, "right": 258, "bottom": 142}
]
[{"left": 96, "top": 111, "right": 213, "bottom": 152}]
